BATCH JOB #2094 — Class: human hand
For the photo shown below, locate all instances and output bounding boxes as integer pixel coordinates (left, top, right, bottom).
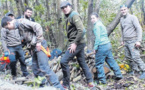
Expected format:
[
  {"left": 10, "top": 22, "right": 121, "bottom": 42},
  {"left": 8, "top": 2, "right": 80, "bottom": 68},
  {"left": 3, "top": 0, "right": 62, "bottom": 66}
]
[
  {"left": 121, "top": 42, "right": 124, "bottom": 46},
  {"left": 36, "top": 43, "right": 41, "bottom": 51},
  {"left": 135, "top": 41, "right": 141, "bottom": 47},
  {"left": 68, "top": 43, "right": 77, "bottom": 53}
]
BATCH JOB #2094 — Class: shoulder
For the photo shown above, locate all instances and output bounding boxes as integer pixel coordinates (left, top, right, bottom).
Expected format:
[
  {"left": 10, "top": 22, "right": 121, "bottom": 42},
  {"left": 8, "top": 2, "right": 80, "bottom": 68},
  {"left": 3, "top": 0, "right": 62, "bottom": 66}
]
[
  {"left": 70, "top": 11, "right": 79, "bottom": 18},
  {"left": 129, "top": 14, "right": 138, "bottom": 20},
  {"left": 1, "top": 28, "right": 8, "bottom": 32},
  {"left": 96, "top": 21, "right": 104, "bottom": 27},
  {"left": 71, "top": 11, "right": 81, "bottom": 23}
]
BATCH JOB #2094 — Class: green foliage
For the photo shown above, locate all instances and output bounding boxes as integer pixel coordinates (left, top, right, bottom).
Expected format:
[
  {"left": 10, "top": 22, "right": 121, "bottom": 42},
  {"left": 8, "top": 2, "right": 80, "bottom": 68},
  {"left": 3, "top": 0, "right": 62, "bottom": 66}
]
[
  {"left": 27, "top": 76, "right": 45, "bottom": 88},
  {"left": 34, "top": 4, "right": 45, "bottom": 14},
  {"left": 4, "top": 74, "right": 11, "bottom": 80}
]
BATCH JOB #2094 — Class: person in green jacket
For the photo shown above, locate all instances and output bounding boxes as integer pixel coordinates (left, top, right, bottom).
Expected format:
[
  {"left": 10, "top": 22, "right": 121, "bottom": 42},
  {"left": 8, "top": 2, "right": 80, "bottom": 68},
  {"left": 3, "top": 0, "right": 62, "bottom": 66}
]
[
  {"left": 91, "top": 12, "right": 122, "bottom": 84},
  {"left": 60, "top": 1, "right": 95, "bottom": 89}
]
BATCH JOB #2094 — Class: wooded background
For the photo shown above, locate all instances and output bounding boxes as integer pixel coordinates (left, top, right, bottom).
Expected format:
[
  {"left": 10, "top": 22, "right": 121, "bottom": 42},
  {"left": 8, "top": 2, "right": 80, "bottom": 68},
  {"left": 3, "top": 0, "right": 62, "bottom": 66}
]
[{"left": 0, "top": 0, "right": 145, "bottom": 59}]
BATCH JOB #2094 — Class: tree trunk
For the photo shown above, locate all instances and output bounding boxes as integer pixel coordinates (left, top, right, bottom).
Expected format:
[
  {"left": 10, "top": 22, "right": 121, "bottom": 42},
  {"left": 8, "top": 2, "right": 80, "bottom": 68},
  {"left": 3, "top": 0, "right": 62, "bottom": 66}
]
[
  {"left": 94, "top": 0, "right": 101, "bottom": 13},
  {"left": 45, "top": 0, "right": 57, "bottom": 48},
  {"left": 73, "top": 0, "right": 77, "bottom": 11},
  {"left": 8, "top": 0, "right": 14, "bottom": 13},
  {"left": 5, "top": 0, "right": 8, "bottom": 11},
  {"left": 15, "top": 0, "right": 22, "bottom": 16},
  {"left": 20, "top": 0, "right": 25, "bottom": 12},
  {"left": 107, "top": 0, "right": 135, "bottom": 36},
  {"left": 57, "top": 0, "right": 65, "bottom": 49},
  {"left": 52, "top": 0, "right": 58, "bottom": 48},
  {"left": 24, "top": 0, "right": 29, "bottom": 7},
  {"left": 141, "top": 0, "right": 145, "bottom": 25},
  {"left": 87, "top": 0, "right": 94, "bottom": 50}
]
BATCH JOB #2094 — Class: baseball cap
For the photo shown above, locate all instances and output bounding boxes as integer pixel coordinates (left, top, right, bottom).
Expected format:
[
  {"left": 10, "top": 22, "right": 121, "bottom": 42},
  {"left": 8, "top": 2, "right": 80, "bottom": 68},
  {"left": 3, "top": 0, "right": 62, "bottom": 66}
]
[
  {"left": 60, "top": 1, "right": 71, "bottom": 8},
  {"left": 5, "top": 12, "right": 14, "bottom": 16}
]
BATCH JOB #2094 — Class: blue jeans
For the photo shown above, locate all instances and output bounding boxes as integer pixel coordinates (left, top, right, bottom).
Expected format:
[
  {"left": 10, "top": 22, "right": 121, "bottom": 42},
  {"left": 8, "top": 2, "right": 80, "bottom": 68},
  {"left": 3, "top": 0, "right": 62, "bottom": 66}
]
[
  {"left": 95, "top": 43, "right": 122, "bottom": 82},
  {"left": 32, "top": 40, "right": 64, "bottom": 90},
  {"left": 8, "top": 44, "right": 29, "bottom": 76},
  {"left": 61, "top": 43, "right": 93, "bottom": 87}
]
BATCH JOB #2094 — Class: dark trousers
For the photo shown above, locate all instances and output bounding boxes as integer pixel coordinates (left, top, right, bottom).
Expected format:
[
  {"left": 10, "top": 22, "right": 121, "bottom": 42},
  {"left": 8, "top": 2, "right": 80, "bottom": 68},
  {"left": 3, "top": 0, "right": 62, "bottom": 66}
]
[
  {"left": 8, "top": 44, "right": 29, "bottom": 76},
  {"left": 60, "top": 43, "right": 93, "bottom": 87}
]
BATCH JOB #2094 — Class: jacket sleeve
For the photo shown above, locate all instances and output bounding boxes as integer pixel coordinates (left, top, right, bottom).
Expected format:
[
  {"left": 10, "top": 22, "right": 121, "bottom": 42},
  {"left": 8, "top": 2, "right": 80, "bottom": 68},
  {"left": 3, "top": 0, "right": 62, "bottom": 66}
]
[
  {"left": 20, "top": 19, "right": 43, "bottom": 43},
  {"left": 1, "top": 28, "right": 8, "bottom": 52},
  {"left": 72, "top": 15, "right": 85, "bottom": 44},
  {"left": 132, "top": 16, "right": 142, "bottom": 42},
  {"left": 93, "top": 25, "right": 101, "bottom": 50}
]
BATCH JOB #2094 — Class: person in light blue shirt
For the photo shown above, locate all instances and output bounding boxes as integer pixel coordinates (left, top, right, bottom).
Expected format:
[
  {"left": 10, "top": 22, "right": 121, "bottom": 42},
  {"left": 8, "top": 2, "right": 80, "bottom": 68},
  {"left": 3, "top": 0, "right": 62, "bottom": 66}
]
[{"left": 91, "top": 13, "right": 122, "bottom": 84}]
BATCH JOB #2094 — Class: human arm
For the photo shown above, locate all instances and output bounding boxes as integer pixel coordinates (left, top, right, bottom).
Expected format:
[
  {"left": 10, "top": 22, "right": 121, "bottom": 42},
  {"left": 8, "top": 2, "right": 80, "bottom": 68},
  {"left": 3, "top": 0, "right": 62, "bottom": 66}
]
[
  {"left": 19, "top": 19, "right": 43, "bottom": 51},
  {"left": 132, "top": 16, "right": 142, "bottom": 47},
  {"left": 93, "top": 25, "right": 101, "bottom": 50},
  {"left": 1, "top": 28, "right": 8, "bottom": 52}
]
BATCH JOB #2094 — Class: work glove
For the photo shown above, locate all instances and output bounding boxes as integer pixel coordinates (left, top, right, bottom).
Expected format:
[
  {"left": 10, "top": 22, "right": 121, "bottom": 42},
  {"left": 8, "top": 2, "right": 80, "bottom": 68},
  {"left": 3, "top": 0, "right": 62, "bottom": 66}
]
[{"left": 4, "top": 51, "right": 9, "bottom": 57}]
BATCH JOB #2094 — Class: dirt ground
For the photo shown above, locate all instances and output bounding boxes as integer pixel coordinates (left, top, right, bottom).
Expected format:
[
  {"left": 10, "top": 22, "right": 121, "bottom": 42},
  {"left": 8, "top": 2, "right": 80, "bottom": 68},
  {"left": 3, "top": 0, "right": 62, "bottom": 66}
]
[{"left": 0, "top": 69, "right": 145, "bottom": 90}]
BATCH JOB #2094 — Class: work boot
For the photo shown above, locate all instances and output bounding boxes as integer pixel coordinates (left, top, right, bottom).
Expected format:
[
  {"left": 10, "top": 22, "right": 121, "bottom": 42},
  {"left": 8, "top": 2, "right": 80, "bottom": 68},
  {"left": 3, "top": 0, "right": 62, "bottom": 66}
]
[
  {"left": 12, "top": 75, "right": 17, "bottom": 80},
  {"left": 62, "top": 84, "right": 70, "bottom": 90},
  {"left": 139, "top": 72, "right": 145, "bottom": 79},
  {"left": 114, "top": 76, "right": 123, "bottom": 80},
  {"left": 88, "top": 82, "right": 95, "bottom": 87}
]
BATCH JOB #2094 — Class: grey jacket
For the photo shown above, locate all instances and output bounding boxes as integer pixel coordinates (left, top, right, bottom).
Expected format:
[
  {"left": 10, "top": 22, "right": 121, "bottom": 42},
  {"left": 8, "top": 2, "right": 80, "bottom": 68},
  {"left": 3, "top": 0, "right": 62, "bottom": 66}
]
[
  {"left": 15, "top": 18, "right": 43, "bottom": 46},
  {"left": 1, "top": 28, "right": 21, "bottom": 51},
  {"left": 120, "top": 13, "right": 142, "bottom": 42}
]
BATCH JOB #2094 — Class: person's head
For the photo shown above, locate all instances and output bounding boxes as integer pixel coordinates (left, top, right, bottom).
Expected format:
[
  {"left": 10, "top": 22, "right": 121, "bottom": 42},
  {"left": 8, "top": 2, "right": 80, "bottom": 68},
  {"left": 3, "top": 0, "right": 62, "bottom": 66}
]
[
  {"left": 24, "top": 7, "right": 33, "bottom": 18},
  {"left": 91, "top": 13, "right": 99, "bottom": 24},
  {"left": 120, "top": 4, "right": 129, "bottom": 16},
  {"left": 1, "top": 16, "right": 15, "bottom": 30},
  {"left": 5, "top": 12, "right": 15, "bottom": 19},
  {"left": 60, "top": 1, "right": 72, "bottom": 14}
]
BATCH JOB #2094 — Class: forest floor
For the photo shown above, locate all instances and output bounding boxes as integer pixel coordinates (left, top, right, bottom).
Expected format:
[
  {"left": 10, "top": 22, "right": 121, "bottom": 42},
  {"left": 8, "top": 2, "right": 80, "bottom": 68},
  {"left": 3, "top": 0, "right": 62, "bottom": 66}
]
[
  {"left": 0, "top": 68, "right": 145, "bottom": 90},
  {"left": 0, "top": 58, "right": 145, "bottom": 90}
]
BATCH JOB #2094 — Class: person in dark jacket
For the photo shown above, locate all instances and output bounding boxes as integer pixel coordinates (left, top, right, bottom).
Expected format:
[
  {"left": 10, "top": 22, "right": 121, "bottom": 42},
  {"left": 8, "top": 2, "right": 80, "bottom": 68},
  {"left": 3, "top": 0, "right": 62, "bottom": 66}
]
[
  {"left": 60, "top": 1, "right": 95, "bottom": 89},
  {"left": 17, "top": 7, "right": 35, "bottom": 22},
  {"left": 1, "top": 12, "right": 29, "bottom": 80}
]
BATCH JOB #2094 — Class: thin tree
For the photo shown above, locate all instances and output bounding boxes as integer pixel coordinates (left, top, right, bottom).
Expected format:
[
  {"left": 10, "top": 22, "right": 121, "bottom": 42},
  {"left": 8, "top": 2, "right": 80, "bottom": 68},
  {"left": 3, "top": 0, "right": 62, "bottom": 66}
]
[
  {"left": 141, "top": 0, "right": 145, "bottom": 25},
  {"left": 87, "top": 0, "right": 94, "bottom": 50},
  {"left": 15, "top": 0, "right": 22, "bottom": 16},
  {"left": 94, "top": 0, "right": 101, "bottom": 14}
]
